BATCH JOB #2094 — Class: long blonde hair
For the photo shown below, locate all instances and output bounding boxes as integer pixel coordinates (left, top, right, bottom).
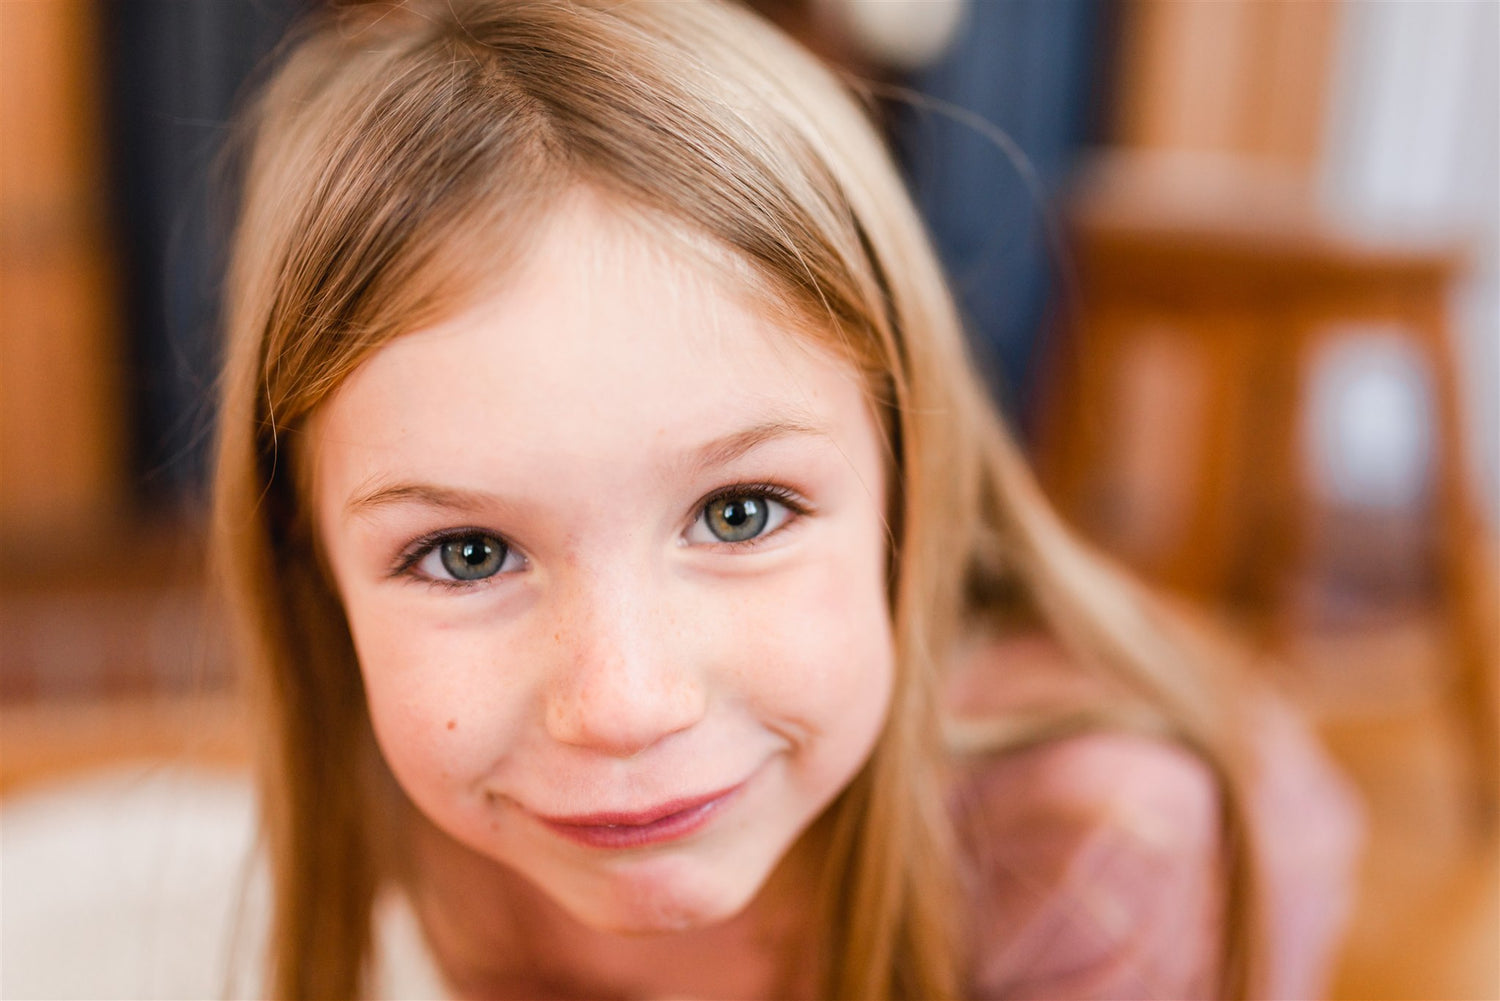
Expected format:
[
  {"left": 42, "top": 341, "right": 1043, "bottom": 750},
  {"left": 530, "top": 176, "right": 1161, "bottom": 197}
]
[{"left": 213, "top": 1, "right": 1260, "bottom": 997}]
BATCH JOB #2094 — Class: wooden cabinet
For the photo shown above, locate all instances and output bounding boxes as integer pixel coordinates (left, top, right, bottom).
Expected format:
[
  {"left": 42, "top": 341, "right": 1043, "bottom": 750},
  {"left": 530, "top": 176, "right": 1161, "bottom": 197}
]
[
  {"left": 0, "top": 1, "right": 125, "bottom": 540},
  {"left": 1112, "top": 0, "right": 1341, "bottom": 170}
]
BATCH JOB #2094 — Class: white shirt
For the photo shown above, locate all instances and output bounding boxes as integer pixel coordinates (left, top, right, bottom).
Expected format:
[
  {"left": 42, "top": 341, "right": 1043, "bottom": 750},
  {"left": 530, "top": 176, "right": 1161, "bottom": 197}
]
[{"left": 0, "top": 766, "right": 447, "bottom": 1000}]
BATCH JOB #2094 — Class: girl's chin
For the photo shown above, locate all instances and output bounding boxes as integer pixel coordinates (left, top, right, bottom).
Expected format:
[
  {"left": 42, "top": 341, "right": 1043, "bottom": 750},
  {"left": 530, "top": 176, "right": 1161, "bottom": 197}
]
[
  {"left": 583, "top": 907, "right": 732, "bottom": 937},
  {"left": 548, "top": 868, "right": 766, "bottom": 937}
]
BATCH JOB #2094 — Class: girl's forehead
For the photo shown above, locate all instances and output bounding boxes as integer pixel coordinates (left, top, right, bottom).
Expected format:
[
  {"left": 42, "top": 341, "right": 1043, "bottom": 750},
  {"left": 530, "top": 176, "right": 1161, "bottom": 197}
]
[
  {"left": 373, "top": 189, "right": 853, "bottom": 393},
  {"left": 309, "top": 191, "right": 878, "bottom": 480},
  {"left": 508, "top": 190, "right": 812, "bottom": 336}
]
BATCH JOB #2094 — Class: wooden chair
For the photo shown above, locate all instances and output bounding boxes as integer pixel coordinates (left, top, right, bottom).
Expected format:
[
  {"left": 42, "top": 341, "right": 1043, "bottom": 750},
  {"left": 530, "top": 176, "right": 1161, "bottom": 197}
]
[{"left": 1035, "top": 156, "right": 1499, "bottom": 830}]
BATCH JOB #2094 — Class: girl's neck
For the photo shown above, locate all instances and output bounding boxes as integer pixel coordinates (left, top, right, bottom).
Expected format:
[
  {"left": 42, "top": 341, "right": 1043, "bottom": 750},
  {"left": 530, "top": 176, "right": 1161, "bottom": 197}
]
[{"left": 403, "top": 810, "right": 825, "bottom": 1001}]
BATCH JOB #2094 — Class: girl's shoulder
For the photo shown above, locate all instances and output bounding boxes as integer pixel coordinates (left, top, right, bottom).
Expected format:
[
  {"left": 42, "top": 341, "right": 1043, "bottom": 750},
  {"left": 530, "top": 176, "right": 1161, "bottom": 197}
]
[
  {"left": 949, "top": 632, "right": 1363, "bottom": 1001},
  {"left": 955, "top": 725, "right": 1224, "bottom": 999}
]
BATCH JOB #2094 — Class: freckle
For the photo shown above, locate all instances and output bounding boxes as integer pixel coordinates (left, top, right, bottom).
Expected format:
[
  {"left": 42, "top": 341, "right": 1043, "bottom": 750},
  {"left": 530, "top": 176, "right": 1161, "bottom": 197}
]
[
  {"left": 446, "top": 719, "right": 457, "bottom": 731},
  {"left": 553, "top": 632, "right": 561, "bottom": 643}
]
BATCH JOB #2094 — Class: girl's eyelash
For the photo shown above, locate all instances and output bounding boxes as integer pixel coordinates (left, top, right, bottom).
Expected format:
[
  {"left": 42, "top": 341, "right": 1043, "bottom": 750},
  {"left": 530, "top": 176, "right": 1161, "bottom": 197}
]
[
  {"left": 694, "top": 481, "right": 812, "bottom": 547},
  {"left": 699, "top": 481, "right": 808, "bottom": 514},
  {"left": 388, "top": 526, "right": 510, "bottom": 585}
]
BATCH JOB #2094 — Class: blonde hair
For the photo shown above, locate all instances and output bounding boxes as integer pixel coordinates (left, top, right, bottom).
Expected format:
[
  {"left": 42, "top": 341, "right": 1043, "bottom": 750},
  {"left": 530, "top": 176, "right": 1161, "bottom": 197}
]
[{"left": 213, "top": 1, "right": 1261, "bottom": 998}]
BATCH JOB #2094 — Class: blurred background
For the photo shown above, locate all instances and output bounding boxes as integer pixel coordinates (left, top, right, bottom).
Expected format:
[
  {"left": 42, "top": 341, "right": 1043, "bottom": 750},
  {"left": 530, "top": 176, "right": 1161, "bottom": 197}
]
[{"left": 1, "top": 1, "right": 1495, "bottom": 997}]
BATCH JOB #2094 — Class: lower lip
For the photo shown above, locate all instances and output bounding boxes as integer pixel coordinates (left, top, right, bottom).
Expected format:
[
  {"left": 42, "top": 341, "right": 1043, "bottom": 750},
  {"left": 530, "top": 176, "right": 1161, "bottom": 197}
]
[{"left": 538, "top": 784, "right": 745, "bottom": 850}]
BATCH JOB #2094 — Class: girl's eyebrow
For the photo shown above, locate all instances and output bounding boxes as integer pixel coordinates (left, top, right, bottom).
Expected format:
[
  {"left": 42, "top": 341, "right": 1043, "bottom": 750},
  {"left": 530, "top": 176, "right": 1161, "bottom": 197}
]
[
  {"left": 685, "top": 416, "right": 832, "bottom": 475},
  {"left": 344, "top": 481, "right": 498, "bottom": 519},
  {"left": 344, "top": 417, "right": 834, "bottom": 519}
]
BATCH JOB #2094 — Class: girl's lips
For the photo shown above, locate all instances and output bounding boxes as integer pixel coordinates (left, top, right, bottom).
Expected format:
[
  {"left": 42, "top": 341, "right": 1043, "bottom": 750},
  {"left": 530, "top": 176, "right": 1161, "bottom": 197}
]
[{"left": 535, "top": 782, "right": 745, "bottom": 850}]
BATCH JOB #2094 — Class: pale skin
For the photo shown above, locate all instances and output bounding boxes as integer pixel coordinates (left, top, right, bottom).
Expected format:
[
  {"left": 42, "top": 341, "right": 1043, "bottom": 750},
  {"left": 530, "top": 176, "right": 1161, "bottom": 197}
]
[{"left": 308, "top": 191, "right": 899, "bottom": 998}]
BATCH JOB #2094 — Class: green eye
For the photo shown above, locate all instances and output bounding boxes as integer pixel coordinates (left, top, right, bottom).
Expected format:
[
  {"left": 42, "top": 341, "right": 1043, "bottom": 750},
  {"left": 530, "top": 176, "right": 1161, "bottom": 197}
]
[
  {"left": 437, "top": 535, "right": 507, "bottom": 580},
  {"left": 703, "top": 495, "right": 770, "bottom": 543}
]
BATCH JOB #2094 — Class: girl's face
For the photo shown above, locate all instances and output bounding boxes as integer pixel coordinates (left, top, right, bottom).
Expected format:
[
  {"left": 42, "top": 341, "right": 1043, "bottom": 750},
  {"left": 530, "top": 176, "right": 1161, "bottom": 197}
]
[{"left": 308, "top": 193, "right": 896, "bottom": 935}]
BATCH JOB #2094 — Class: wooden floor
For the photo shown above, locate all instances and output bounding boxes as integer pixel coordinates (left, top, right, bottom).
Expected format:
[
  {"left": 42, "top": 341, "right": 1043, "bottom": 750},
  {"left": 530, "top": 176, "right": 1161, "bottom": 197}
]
[
  {"left": 1263, "top": 608, "right": 1499, "bottom": 1001},
  {"left": 1321, "top": 703, "right": 1499, "bottom": 1001}
]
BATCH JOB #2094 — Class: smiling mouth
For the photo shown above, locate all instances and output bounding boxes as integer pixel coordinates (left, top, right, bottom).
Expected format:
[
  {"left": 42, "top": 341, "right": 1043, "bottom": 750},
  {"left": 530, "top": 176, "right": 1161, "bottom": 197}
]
[{"left": 534, "top": 783, "right": 745, "bottom": 850}]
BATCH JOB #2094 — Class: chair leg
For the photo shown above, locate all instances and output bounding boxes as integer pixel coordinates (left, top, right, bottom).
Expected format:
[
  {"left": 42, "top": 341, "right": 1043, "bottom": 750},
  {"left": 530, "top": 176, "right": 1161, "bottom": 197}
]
[
  {"left": 1418, "top": 291, "right": 1500, "bottom": 835},
  {"left": 1446, "top": 537, "right": 1500, "bottom": 834}
]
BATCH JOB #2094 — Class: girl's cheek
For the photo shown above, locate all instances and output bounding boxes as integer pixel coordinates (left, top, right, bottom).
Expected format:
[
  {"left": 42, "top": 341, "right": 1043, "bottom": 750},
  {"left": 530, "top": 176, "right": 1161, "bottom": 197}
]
[
  {"left": 724, "top": 544, "right": 895, "bottom": 723},
  {"left": 352, "top": 617, "right": 528, "bottom": 783}
]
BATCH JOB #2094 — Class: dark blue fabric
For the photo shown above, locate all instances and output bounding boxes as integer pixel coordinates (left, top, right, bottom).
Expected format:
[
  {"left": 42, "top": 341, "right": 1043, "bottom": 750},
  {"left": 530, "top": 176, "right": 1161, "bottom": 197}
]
[
  {"left": 895, "top": 0, "right": 1105, "bottom": 435},
  {"left": 103, "top": 1, "right": 304, "bottom": 508}
]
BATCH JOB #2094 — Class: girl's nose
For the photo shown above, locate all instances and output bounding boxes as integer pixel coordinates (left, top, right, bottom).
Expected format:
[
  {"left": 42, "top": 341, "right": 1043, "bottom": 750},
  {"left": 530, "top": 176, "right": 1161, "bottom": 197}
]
[{"left": 542, "top": 581, "right": 708, "bottom": 757}]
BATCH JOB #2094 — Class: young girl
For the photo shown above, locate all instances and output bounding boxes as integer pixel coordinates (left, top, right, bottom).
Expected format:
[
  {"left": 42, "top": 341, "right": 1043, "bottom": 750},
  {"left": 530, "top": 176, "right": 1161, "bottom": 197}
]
[{"left": 213, "top": 1, "right": 1361, "bottom": 998}]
